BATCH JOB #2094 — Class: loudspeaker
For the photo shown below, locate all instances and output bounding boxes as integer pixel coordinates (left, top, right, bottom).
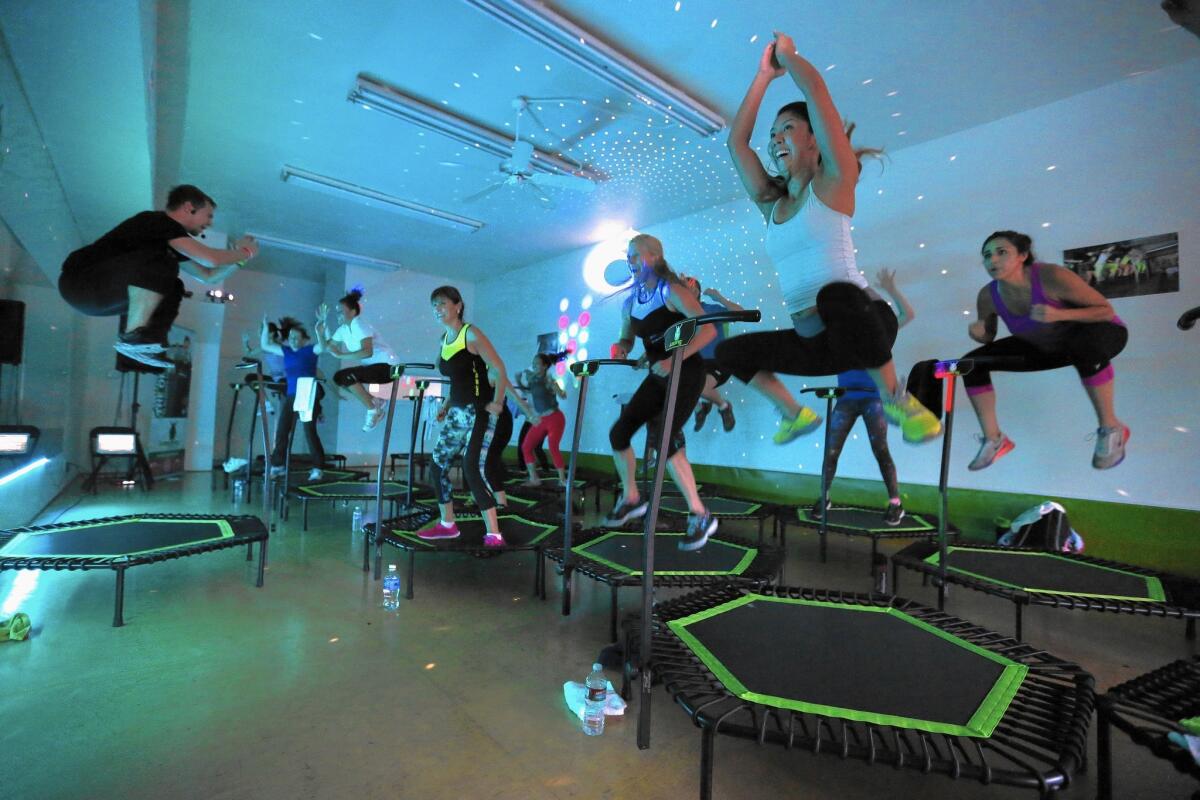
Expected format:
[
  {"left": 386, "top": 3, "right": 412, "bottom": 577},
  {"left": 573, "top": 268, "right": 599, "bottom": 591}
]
[{"left": 0, "top": 299, "right": 25, "bottom": 365}]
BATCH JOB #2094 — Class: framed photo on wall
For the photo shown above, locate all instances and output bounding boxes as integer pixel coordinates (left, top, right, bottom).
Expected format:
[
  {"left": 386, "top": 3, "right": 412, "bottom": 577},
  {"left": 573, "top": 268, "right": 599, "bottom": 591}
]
[{"left": 1063, "top": 232, "right": 1179, "bottom": 300}]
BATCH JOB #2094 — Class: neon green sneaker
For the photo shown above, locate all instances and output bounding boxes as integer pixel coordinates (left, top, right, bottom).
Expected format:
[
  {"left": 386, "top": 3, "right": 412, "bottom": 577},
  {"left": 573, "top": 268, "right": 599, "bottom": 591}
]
[
  {"left": 773, "top": 406, "right": 823, "bottom": 444},
  {"left": 884, "top": 391, "right": 942, "bottom": 443}
]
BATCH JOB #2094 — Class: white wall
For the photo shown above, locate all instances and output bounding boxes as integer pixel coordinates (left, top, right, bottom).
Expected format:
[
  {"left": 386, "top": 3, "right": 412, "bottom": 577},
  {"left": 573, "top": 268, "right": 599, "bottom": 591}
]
[{"left": 478, "top": 60, "right": 1200, "bottom": 511}]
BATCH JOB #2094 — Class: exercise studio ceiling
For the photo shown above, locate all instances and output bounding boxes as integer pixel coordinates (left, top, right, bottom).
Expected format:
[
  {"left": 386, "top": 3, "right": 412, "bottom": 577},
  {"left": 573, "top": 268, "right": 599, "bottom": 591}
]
[{"left": 1, "top": 0, "right": 1195, "bottom": 283}]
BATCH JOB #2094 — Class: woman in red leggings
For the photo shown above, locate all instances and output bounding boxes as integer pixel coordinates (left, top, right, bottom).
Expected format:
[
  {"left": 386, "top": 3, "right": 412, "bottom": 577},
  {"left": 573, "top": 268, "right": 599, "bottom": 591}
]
[{"left": 518, "top": 352, "right": 568, "bottom": 487}]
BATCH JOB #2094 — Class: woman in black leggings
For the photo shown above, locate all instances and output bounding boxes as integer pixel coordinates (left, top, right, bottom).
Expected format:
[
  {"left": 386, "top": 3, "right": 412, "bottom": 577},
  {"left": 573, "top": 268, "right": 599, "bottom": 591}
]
[
  {"left": 603, "top": 234, "right": 718, "bottom": 552},
  {"left": 314, "top": 288, "right": 399, "bottom": 432}
]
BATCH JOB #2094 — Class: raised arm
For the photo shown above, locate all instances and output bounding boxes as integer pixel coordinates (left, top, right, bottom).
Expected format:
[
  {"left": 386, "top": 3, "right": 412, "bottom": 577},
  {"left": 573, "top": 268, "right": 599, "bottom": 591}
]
[
  {"left": 259, "top": 317, "right": 283, "bottom": 356},
  {"left": 969, "top": 286, "right": 998, "bottom": 344},
  {"left": 172, "top": 235, "right": 258, "bottom": 284},
  {"left": 773, "top": 33, "right": 860, "bottom": 195},
  {"left": 1037, "top": 264, "right": 1116, "bottom": 324},
  {"left": 727, "top": 44, "right": 787, "bottom": 219},
  {"left": 875, "top": 268, "right": 916, "bottom": 328},
  {"left": 466, "top": 326, "right": 507, "bottom": 412},
  {"left": 702, "top": 287, "right": 745, "bottom": 312}
]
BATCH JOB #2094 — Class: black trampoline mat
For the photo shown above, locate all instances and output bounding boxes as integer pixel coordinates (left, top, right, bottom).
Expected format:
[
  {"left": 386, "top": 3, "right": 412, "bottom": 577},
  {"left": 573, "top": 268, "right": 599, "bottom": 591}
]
[
  {"left": 503, "top": 477, "right": 588, "bottom": 490},
  {"left": 388, "top": 513, "right": 557, "bottom": 550},
  {"left": 661, "top": 495, "right": 762, "bottom": 516},
  {"left": 452, "top": 490, "right": 537, "bottom": 508},
  {"left": 796, "top": 506, "right": 936, "bottom": 533},
  {"left": 297, "top": 481, "right": 415, "bottom": 498},
  {"left": 632, "top": 480, "right": 699, "bottom": 497},
  {"left": 669, "top": 594, "right": 1025, "bottom": 736},
  {"left": 0, "top": 518, "right": 234, "bottom": 557},
  {"left": 574, "top": 531, "right": 755, "bottom": 576},
  {"left": 929, "top": 547, "right": 1164, "bottom": 601}
]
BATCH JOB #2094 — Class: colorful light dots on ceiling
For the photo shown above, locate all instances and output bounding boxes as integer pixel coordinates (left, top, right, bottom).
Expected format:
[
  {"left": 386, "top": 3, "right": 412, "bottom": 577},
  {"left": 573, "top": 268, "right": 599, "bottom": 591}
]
[
  {"left": 559, "top": 297, "right": 569, "bottom": 312},
  {"left": 581, "top": 294, "right": 594, "bottom": 310},
  {"left": 558, "top": 314, "right": 570, "bottom": 329}
]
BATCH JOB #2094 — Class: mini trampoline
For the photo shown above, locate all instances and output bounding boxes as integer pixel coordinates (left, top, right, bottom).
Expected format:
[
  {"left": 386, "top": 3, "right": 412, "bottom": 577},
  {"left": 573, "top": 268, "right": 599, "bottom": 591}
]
[
  {"left": 650, "top": 584, "right": 1093, "bottom": 799},
  {"left": 363, "top": 510, "right": 558, "bottom": 600},
  {"left": 1097, "top": 656, "right": 1200, "bottom": 800},
  {"left": 598, "top": 478, "right": 702, "bottom": 511},
  {"left": 781, "top": 504, "right": 958, "bottom": 572},
  {"left": 544, "top": 528, "right": 783, "bottom": 641},
  {"left": 658, "top": 495, "right": 777, "bottom": 543},
  {"left": 287, "top": 480, "right": 433, "bottom": 531},
  {"left": 892, "top": 541, "right": 1200, "bottom": 640},
  {"left": 0, "top": 514, "right": 268, "bottom": 627}
]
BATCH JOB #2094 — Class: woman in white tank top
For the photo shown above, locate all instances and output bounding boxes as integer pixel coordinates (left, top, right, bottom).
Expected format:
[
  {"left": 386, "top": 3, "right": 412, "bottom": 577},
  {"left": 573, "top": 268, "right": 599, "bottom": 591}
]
[{"left": 717, "top": 31, "right": 941, "bottom": 446}]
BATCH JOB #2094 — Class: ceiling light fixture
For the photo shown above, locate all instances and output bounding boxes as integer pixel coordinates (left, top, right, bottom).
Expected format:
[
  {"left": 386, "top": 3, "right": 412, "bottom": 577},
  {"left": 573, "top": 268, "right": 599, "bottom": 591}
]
[
  {"left": 460, "top": 0, "right": 725, "bottom": 136},
  {"left": 349, "top": 75, "right": 600, "bottom": 180},
  {"left": 281, "top": 165, "right": 485, "bottom": 233},
  {"left": 246, "top": 232, "right": 407, "bottom": 272}
]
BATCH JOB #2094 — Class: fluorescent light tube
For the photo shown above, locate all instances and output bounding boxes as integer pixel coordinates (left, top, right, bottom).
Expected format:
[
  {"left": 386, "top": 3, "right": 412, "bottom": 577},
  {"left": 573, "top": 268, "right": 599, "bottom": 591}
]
[
  {"left": 461, "top": 0, "right": 725, "bottom": 136},
  {"left": 281, "top": 165, "right": 485, "bottom": 233},
  {"left": 245, "top": 233, "right": 407, "bottom": 271},
  {"left": 349, "top": 75, "right": 601, "bottom": 180}
]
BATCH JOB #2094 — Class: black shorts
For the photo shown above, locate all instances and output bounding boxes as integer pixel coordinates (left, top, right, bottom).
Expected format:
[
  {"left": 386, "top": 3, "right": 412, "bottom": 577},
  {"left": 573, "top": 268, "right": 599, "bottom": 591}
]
[
  {"left": 59, "top": 250, "right": 182, "bottom": 316},
  {"left": 702, "top": 359, "right": 731, "bottom": 388}
]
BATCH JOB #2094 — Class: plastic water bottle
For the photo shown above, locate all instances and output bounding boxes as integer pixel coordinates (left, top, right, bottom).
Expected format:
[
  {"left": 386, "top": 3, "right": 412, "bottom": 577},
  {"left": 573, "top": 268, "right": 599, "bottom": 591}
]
[
  {"left": 583, "top": 662, "right": 606, "bottom": 735},
  {"left": 351, "top": 506, "right": 363, "bottom": 533},
  {"left": 232, "top": 479, "right": 246, "bottom": 505},
  {"left": 382, "top": 564, "right": 401, "bottom": 610}
]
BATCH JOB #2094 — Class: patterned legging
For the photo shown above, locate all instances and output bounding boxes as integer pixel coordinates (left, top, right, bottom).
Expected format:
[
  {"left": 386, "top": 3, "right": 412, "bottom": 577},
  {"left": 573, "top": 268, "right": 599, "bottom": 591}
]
[
  {"left": 822, "top": 396, "right": 898, "bottom": 499},
  {"left": 430, "top": 404, "right": 500, "bottom": 511}
]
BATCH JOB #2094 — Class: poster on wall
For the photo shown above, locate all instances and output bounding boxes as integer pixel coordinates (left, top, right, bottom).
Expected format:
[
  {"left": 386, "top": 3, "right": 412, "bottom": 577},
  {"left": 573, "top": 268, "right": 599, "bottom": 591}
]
[
  {"left": 1063, "top": 232, "right": 1179, "bottom": 300},
  {"left": 146, "top": 324, "right": 193, "bottom": 477}
]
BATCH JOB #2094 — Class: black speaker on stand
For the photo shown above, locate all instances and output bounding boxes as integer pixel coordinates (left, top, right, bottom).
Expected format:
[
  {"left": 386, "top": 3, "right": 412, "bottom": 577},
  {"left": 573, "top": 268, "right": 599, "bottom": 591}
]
[{"left": 0, "top": 299, "right": 26, "bottom": 424}]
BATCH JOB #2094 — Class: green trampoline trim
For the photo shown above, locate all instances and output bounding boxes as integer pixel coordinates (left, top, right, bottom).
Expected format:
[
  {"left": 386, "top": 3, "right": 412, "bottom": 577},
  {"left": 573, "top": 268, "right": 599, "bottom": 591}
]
[
  {"left": 296, "top": 481, "right": 411, "bottom": 497},
  {"left": 451, "top": 490, "right": 537, "bottom": 508},
  {"left": 572, "top": 532, "right": 757, "bottom": 577},
  {"left": 796, "top": 507, "right": 936, "bottom": 533},
  {"left": 667, "top": 593, "right": 1027, "bottom": 738},
  {"left": 386, "top": 514, "right": 556, "bottom": 548},
  {"left": 661, "top": 496, "right": 762, "bottom": 516},
  {"left": 924, "top": 546, "right": 1167, "bottom": 602},
  {"left": 1, "top": 517, "right": 236, "bottom": 558}
]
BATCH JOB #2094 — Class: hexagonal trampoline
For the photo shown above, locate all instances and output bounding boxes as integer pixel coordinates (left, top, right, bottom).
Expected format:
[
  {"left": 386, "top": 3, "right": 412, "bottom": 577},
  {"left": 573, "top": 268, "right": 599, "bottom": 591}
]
[
  {"left": 653, "top": 585, "right": 1094, "bottom": 799},
  {"left": 892, "top": 541, "right": 1200, "bottom": 640},
  {"left": 288, "top": 480, "right": 433, "bottom": 530},
  {"left": 0, "top": 514, "right": 268, "bottom": 627},
  {"left": 544, "top": 529, "right": 783, "bottom": 641},
  {"left": 780, "top": 504, "right": 959, "bottom": 572},
  {"left": 657, "top": 495, "right": 777, "bottom": 542}
]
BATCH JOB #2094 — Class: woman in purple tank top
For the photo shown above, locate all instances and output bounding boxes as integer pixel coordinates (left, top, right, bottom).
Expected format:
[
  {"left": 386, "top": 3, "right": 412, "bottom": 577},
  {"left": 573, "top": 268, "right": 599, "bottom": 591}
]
[{"left": 963, "top": 231, "right": 1129, "bottom": 471}]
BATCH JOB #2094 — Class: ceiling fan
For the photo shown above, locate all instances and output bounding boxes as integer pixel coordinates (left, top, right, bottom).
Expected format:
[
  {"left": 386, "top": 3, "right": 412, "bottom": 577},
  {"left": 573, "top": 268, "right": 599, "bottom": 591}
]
[{"left": 461, "top": 97, "right": 597, "bottom": 207}]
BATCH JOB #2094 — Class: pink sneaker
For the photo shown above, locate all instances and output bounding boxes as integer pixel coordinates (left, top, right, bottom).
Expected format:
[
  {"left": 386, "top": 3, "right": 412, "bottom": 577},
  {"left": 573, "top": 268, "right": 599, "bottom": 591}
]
[
  {"left": 417, "top": 521, "right": 461, "bottom": 540},
  {"left": 483, "top": 532, "right": 505, "bottom": 548}
]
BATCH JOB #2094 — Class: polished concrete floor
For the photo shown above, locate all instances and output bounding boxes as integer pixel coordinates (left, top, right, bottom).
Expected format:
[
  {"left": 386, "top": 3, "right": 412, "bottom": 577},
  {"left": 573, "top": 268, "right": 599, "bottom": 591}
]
[{"left": 1, "top": 472, "right": 1196, "bottom": 800}]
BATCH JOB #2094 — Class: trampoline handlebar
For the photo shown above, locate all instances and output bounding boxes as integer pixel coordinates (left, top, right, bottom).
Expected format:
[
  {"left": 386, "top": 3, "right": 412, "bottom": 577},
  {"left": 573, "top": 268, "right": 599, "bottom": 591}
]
[
  {"left": 800, "top": 386, "right": 845, "bottom": 399},
  {"left": 647, "top": 309, "right": 761, "bottom": 345},
  {"left": 570, "top": 358, "right": 638, "bottom": 377},
  {"left": 398, "top": 362, "right": 436, "bottom": 370},
  {"left": 934, "top": 355, "right": 1027, "bottom": 378}
]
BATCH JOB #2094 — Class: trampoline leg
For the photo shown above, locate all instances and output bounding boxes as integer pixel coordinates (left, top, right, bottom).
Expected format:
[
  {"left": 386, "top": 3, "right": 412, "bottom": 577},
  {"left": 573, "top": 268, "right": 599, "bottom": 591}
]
[
  {"left": 532, "top": 550, "right": 541, "bottom": 599},
  {"left": 610, "top": 585, "right": 620, "bottom": 643},
  {"left": 699, "top": 726, "right": 715, "bottom": 800},
  {"left": 621, "top": 621, "right": 633, "bottom": 701},
  {"left": 1186, "top": 617, "right": 1196, "bottom": 641},
  {"left": 113, "top": 567, "right": 126, "bottom": 628},
  {"left": 891, "top": 561, "right": 900, "bottom": 594},
  {"left": 256, "top": 539, "right": 267, "bottom": 587},
  {"left": 246, "top": 542, "right": 253, "bottom": 561},
  {"left": 405, "top": 550, "right": 415, "bottom": 600},
  {"left": 561, "top": 566, "right": 573, "bottom": 617},
  {"left": 869, "top": 537, "right": 878, "bottom": 576},
  {"left": 302, "top": 500, "right": 309, "bottom": 531},
  {"left": 1014, "top": 601, "right": 1023, "bottom": 641},
  {"left": 1097, "top": 713, "right": 1113, "bottom": 800}
]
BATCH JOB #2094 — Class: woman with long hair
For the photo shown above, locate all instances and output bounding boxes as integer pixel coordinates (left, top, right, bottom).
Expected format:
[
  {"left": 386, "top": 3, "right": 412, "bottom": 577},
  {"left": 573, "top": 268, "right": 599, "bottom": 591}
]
[
  {"left": 314, "top": 288, "right": 398, "bottom": 432},
  {"left": 604, "top": 234, "right": 718, "bottom": 551},
  {"left": 516, "top": 352, "right": 569, "bottom": 487},
  {"left": 259, "top": 316, "right": 326, "bottom": 482},
  {"left": 417, "top": 286, "right": 513, "bottom": 547},
  {"left": 963, "top": 230, "right": 1129, "bottom": 470},
  {"left": 717, "top": 31, "right": 940, "bottom": 446}
]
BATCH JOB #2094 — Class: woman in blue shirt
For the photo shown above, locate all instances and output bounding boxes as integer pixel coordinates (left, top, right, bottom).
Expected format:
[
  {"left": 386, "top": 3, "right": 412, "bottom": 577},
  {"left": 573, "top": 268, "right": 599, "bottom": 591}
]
[{"left": 260, "top": 317, "right": 325, "bottom": 482}]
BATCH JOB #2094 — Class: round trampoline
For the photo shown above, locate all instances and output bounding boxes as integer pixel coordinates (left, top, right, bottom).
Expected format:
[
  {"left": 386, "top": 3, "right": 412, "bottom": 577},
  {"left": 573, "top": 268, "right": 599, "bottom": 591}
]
[
  {"left": 892, "top": 541, "right": 1200, "bottom": 640},
  {"left": 288, "top": 480, "right": 432, "bottom": 531},
  {"left": 1096, "top": 656, "right": 1200, "bottom": 800},
  {"left": 781, "top": 503, "right": 959, "bottom": 574},
  {"left": 363, "top": 510, "right": 560, "bottom": 600},
  {"left": 544, "top": 529, "right": 783, "bottom": 641},
  {"left": 0, "top": 514, "right": 268, "bottom": 627},
  {"left": 650, "top": 584, "right": 1093, "bottom": 799}
]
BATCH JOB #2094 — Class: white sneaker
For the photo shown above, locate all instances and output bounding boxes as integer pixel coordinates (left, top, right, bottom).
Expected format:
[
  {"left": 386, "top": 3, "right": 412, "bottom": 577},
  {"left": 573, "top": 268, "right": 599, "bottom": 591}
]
[
  {"left": 307, "top": 468, "right": 324, "bottom": 482},
  {"left": 1092, "top": 424, "right": 1130, "bottom": 470},
  {"left": 363, "top": 400, "right": 386, "bottom": 432}
]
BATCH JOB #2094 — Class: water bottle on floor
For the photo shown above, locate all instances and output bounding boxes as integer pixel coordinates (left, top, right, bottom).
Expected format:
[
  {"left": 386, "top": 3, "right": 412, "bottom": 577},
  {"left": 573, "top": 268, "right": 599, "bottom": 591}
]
[
  {"left": 232, "top": 479, "right": 246, "bottom": 506},
  {"left": 351, "top": 505, "right": 363, "bottom": 533},
  {"left": 583, "top": 662, "right": 606, "bottom": 735},
  {"left": 382, "top": 564, "right": 401, "bottom": 610}
]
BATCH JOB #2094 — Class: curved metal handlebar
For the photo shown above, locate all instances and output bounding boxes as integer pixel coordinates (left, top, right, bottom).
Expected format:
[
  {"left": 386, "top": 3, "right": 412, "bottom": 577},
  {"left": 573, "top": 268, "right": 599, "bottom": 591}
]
[
  {"left": 648, "top": 309, "right": 762, "bottom": 345},
  {"left": 398, "top": 362, "right": 436, "bottom": 370},
  {"left": 1178, "top": 305, "right": 1200, "bottom": 331},
  {"left": 569, "top": 358, "right": 638, "bottom": 377},
  {"left": 800, "top": 386, "right": 846, "bottom": 399},
  {"left": 935, "top": 355, "right": 1029, "bottom": 378}
]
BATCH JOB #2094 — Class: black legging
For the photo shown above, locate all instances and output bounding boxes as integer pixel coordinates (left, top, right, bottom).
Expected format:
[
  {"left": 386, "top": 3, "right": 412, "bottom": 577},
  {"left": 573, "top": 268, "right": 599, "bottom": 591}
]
[
  {"left": 822, "top": 396, "right": 898, "bottom": 499},
  {"left": 59, "top": 250, "right": 184, "bottom": 340},
  {"left": 488, "top": 406, "right": 514, "bottom": 495},
  {"left": 609, "top": 356, "right": 706, "bottom": 458},
  {"left": 716, "top": 283, "right": 898, "bottom": 382},
  {"left": 516, "top": 419, "right": 550, "bottom": 470},
  {"left": 961, "top": 323, "right": 1128, "bottom": 391},
  {"left": 272, "top": 386, "right": 326, "bottom": 466},
  {"left": 333, "top": 362, "right": 394, "bottom": 387}
]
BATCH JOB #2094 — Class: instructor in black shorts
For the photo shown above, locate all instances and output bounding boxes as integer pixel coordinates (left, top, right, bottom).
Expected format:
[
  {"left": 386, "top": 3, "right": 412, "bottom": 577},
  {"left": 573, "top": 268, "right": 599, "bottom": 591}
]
[{"left": 58, "top": 184, "right": 258, "bottom": 368}]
